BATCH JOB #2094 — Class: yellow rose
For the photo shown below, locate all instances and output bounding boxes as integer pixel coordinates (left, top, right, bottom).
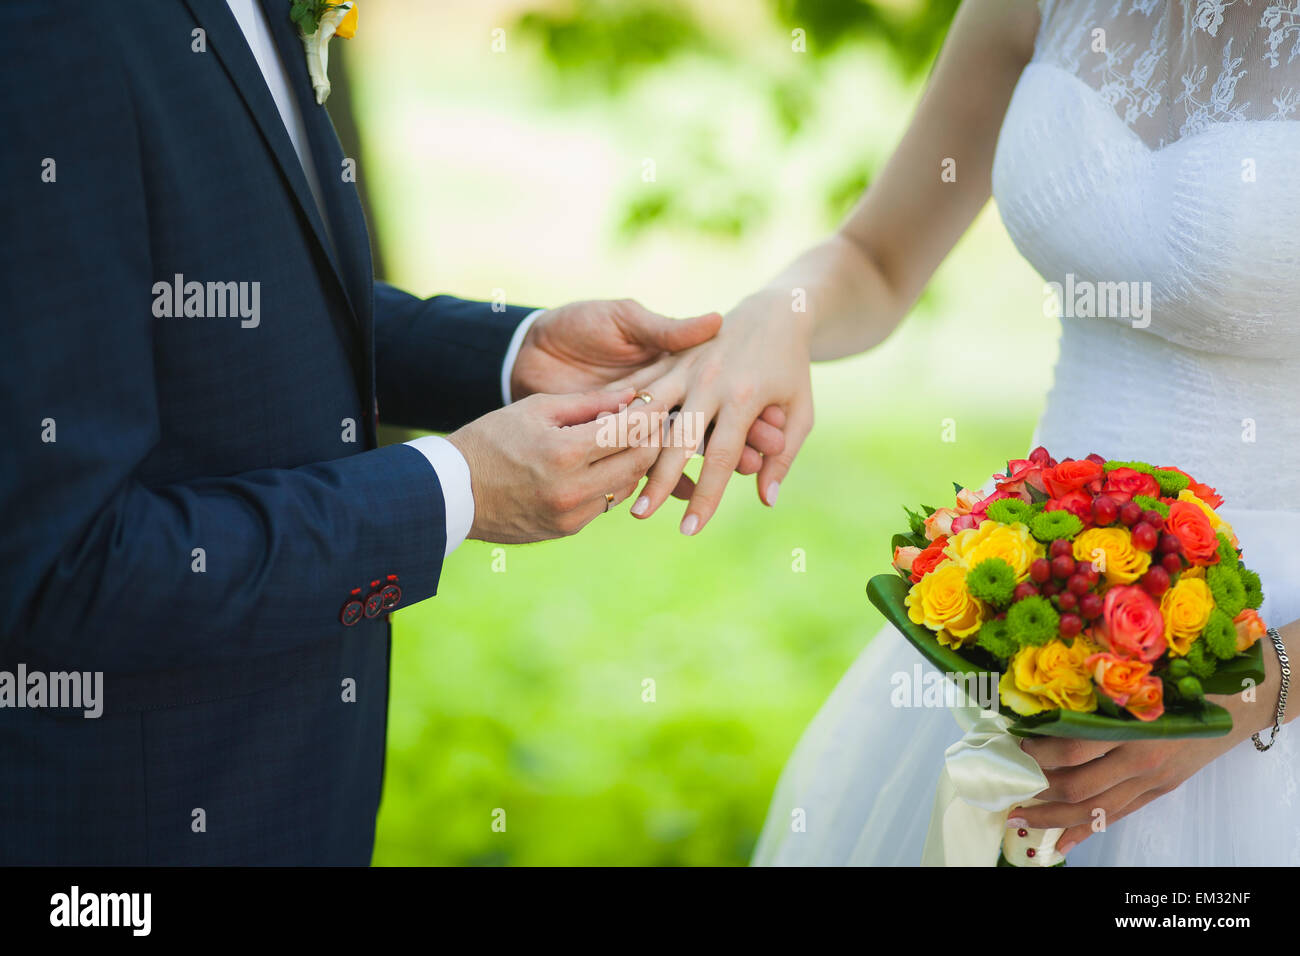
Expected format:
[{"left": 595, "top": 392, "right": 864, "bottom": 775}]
[
  {"left": 335, "top": 3, "right": 359, "bottom": 39},
  {"left": 944, "top": 521, "right": 1045, "bottom": 582},
  {"left": 1176, "top": 489, "right": 1237, "bottom": 547},
  {"left": 1072, "top": 527, "right": 1151, "bottom": 585},
  {"left": 1000, "top": 639, "right": 1098, "bottom": 715},
  {"left": 905, "top": 560, "right": 986, "bottom": 648},
  {"left": 1159, "top": 576, "right": 1214, "bottom": 655}
]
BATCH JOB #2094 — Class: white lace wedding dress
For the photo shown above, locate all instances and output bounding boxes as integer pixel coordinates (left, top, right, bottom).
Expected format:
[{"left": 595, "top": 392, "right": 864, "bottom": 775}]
[{"left": 754, "top": 0, "right": 1300, "bottom": 866}]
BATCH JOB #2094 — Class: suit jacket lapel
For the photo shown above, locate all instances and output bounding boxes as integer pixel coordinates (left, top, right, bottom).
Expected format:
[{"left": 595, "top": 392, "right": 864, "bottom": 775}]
[
  {"left": 180, "top": 0, "right": 359, "bottom": 327},
  {"left": 262, "top": 1, "right": 375, "bottom": 347}
]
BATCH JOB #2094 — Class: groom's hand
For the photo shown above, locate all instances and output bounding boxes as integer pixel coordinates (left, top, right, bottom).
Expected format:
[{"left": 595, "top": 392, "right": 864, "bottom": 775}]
[
  {"left": 508, "top": 299, "right": 722, "bottom": 401},
  {"left": 447, "top": 387, "right": 671, "bottom": 544}
]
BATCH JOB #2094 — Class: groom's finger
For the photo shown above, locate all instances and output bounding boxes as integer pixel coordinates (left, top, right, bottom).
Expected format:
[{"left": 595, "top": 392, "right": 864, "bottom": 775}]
[
  {"left": 545, "top": 388, "right": 637, "bottom": 427},
  {"left": 568, "top": 395, "right": 672, "bottom": 463},
  {"left": 621, "top": 302, "right": 722, "bottom": 353}
]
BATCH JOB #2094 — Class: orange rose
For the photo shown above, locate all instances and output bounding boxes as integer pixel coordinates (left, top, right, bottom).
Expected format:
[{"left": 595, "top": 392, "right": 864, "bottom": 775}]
[
  {"left": 1086, "top": 652, "right": 1153, "bottom": 707},
  {"left": 1125, "top": 676, "right": 1165, "bottom": 722},
  {"left": 1233, "top": 608, "right": 1267, "bottom": 652},
  {"left": 1165, "top": 500, "right": 1220, "bottom": 566},
  {"left": 910, "top": 536, "right": 949, "bottom": 583},
  {"left": 1159, "top": 466, "right": 1224, "bottom": 508}
]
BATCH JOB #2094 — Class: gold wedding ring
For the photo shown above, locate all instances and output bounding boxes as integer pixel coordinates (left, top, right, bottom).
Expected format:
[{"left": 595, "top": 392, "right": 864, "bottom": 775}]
[
  {"left": 604, "top": 492, "right": 616, "bottom": 512},
  {"left": 634, "top": 391, "right": 653, "bottom": 405}
]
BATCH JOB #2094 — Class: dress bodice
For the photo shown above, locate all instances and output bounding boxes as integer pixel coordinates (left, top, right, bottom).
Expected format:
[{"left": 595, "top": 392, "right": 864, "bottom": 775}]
[{"left": 992, "top": 0, "right": 1300, "bottom": 507}]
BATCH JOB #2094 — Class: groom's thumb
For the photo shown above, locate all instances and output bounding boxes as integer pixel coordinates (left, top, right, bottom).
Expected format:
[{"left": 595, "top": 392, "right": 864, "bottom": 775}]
[{"left": 627, "top": 304, "right": 722, "bottom": 353}]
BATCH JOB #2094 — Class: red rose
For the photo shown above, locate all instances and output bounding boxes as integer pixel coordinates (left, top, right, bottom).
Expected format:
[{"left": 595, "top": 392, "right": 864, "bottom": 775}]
[
  {"left": 910, "top": 537, "right": 949, "bottom": 583},
  {"left": 1102, "top": 467, "right": 1160, "bottom": 502},
  {"left": 1165, "top": 501, "right": 1220, "bottom": 566},
  {"left": 1046, "top": 489, "right": 1093, "bottom": 523},
  {"left": 1098, "top": 585, "right": 1166, "bottom": 662},
  {"left": 996, "top": 459, "right": 1048, "bottom": 498},
  {"left": 1042, "top": 459, "right": 1104, "bottom": 498}
]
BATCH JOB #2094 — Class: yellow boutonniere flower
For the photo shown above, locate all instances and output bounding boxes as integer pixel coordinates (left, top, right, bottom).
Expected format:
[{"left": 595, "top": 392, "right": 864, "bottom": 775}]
[{"left": 290, "top": 1, "right": 358, "bottom": 105}]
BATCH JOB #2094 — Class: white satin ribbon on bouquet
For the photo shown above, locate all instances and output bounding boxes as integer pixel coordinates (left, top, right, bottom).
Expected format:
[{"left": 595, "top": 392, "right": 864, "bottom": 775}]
[{"left": 920, "top": 707, "right": 1065, "bottom": 867}]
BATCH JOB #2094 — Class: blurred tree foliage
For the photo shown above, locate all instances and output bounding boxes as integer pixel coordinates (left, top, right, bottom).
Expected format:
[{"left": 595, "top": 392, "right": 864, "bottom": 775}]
[{"left": 514, "top": 0, "right": 959, "bottom": 237}]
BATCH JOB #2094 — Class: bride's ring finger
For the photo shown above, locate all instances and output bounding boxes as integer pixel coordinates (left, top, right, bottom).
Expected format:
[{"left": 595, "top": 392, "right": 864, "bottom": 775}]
[{"left": 631, "top": 402, "right": 710, "bottom": 519}]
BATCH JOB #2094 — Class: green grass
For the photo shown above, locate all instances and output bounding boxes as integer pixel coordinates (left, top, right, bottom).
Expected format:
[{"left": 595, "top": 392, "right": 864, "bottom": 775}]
[{"left": 373, "top": 405, "right": 1036, "bottom": 865}]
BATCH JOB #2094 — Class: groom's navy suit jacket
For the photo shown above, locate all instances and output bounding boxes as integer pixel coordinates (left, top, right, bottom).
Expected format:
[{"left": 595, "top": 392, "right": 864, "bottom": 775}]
[{"left": 0, "top": 1, "right": 533, "bottom": 863}]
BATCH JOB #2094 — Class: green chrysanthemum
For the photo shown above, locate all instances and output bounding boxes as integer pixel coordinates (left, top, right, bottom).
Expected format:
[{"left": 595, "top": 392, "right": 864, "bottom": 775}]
[
  {"left": 1029, "top": 510, "right": 1084, "bottom": 543},
  {"left": 966, "top": 557, "right": 1017, "bottom": 607},
  {"left": 1216, "top": 532, "right": 1238, "bottom": 565},
  {"left": 1203, "top": 609, "right": 1238, "bottom": 660},
  {"left": 976, "top": 618, "right": 1018, "bottom": 659},
  {"left": 1206, "top": 563, "right": 1247, "bottom": 618},
  {"left": 1184, "top": 640, "right": 1218, "bottom": 680},
  {"left": 1005, "top": 595, "right": 1060, "bottom": 647},
  {"left": 986, "top": 498, "right": 1034, "bottom": 526},
  {"left": 1183, "top": 640, "right": 1218, "bottom": 679},
  {"left": 1153, "top": 469, "right": 1190, "bottom": 496},
  {"left": 1240, "top": 567, "right": 1264, "bottom": 610},
  {"left": 1132, "top": 494, "right": 1170, "bottom": 519},
  {"left": 1104, "top": 460, "right": 1155, "bottom": 474}
]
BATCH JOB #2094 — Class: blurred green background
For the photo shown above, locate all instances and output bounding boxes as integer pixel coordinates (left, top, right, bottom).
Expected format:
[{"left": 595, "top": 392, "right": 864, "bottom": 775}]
[{"left": 338, "top": 0, "right": 1055, "bottom": 865}]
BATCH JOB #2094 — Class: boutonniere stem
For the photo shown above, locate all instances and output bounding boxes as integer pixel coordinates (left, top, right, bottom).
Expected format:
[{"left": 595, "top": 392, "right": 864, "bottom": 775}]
[{"left": 289, "top": 1, "right": 358, "bottom": 105}]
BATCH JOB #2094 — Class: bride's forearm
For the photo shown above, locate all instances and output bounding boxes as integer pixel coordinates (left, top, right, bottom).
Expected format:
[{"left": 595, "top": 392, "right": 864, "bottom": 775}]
[{"left": 741, "top": 230, "right": 910, "bottom": 362}]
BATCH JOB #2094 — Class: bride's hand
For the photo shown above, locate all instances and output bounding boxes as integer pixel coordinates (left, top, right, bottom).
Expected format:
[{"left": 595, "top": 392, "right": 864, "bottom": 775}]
[
  {"left": 1013, "top": 629, "right": 1292, "bottom": 856},
  {"left": 621, "top": 289, "right": 815, "bottom": 535}
]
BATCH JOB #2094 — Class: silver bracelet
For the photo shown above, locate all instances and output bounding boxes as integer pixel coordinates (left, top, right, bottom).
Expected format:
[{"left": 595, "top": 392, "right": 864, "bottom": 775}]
[{"left": 1253, "top": 626, "right": 1290, "bottom": 753}]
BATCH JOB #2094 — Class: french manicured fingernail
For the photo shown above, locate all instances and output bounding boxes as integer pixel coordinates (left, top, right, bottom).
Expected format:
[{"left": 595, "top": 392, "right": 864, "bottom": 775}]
[
  {"left": 680, "top": 514, "right": 699, "bottom": 536},
  {"left": 1006, "top": 817, "right": 1028, "bottom": 829},
  {"left": 631, "top": 496, "right": 650, "bottom": 517},
  {"left": 1058, "top": 840, "right": 1076, "bottom": 855},
  {"left": 765, "top": 481, "right": 780, "bottom": 506}
]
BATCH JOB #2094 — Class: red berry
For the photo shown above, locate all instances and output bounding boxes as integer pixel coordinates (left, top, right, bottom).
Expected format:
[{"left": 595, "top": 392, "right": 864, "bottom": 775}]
[
  {"left": 1161, "top": 552, "right": 1184, "bottom": 576},
  {"left": 1091, "top": 495, "right": 1119, "bottom": 526},
  {"left": 1029, "top": 446, "right": 1052, "bottom": 466},
  {"left": 1081, "top": 565, "right": 1100, "bottom": 586},
  {"left": 1159, "top": 533, "right": 1183, "bottom": 555},
  {"left": 1057, "top": 591, "right": 1078, "bottom": 611},
  {"left": 1085, "top": 453, "right": 1106, "bottom": 465},
  {"left": 1041, "top": 581, "right": 1060, "bottom": 598},
  {"left": 1141, "top": 566, "right": 1171, "bottom": 596},
  {"left": 1120, "top": 501, "right": 1143, "bottom": 525},
  {"left": 1029, "top": 558, "right": 1052, "bottom": 584},
  {"left": 1079, "top": 592, "right": 1104, "bottom": 619},
  {"left": 1066, "top": 572, "right": 1090, "bottom": 596},
  {"left": 1059, "top": 613, "right": 1083, "bottom": 638},
  {"left": 1051, "top": 554, "right": 1076, "bottom": 579},
  {"left": 1050, "top": 539, "right": 1073, "bottom": 558},
  {"left": 1132, "top": 522, "right": 1159, "bottom": 551},
  {"left": 1141, "top": 509, "right": 1164, "bottom": 529},
  {"left": 1013, "top": 582, "right": 1039, "bottom": 602}
]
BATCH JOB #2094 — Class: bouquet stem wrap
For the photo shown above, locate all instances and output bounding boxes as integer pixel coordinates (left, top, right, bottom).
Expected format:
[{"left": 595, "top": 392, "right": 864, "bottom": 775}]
[{"left": 921, "top": 706, "right": 1064, "bottom": 867}]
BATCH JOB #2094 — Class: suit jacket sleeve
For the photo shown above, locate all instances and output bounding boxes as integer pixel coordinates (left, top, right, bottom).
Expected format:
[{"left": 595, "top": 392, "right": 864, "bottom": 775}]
[
  {"left": 0, "top": 16, "right": 449, "bottom": 673},
  {"left": 372, "top": 282, "right": 536, "bottom": 433}
]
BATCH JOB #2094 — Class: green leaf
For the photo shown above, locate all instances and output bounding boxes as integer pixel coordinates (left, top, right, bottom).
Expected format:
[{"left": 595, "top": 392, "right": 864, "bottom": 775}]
[
  {"left": 1026, "top": 484, "right": 1050, "bottom": 504},
  {"left": 952, "top": 481, "right": 964, "bottom": 495},
  {"left": 865, "top": 574, "right": 1236, "bottom": 740},
  {"left": 890, "top": 532, "right": 926, "bottom": 553}
]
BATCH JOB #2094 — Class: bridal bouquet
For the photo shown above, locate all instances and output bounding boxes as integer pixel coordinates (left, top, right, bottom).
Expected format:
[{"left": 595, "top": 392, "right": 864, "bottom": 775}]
[{"left": 867, "top": 447, "right": 1266, "bottom": 866}]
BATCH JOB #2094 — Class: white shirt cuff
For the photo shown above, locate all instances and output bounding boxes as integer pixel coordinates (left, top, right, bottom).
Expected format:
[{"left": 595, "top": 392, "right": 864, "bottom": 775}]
[
  {"left": 500, "top": 308, "right": 546, "bottom": 405},
  {"left": 405, "top": 435, "right": 474, "bottom": 559}
]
